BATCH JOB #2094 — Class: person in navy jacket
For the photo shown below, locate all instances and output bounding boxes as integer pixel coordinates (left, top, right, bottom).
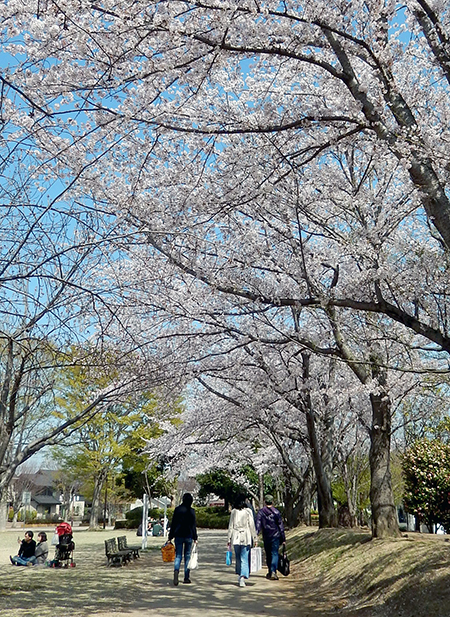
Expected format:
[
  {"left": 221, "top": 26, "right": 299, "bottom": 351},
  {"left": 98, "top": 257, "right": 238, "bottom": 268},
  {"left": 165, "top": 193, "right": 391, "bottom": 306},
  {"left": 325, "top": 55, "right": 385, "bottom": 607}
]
[{"left": 256, "top": 495, "right": 285, "bottom": 580}]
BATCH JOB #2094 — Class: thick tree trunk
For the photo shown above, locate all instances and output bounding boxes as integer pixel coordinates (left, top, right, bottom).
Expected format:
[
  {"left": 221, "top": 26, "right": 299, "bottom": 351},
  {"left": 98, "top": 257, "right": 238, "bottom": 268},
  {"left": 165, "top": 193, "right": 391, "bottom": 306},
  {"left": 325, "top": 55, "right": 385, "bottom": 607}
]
[
  {"left": 296, "top": 466, "right": 314, "bottom": 526},
  {"left": 327, "top": 309, "right": 400, "bottom": 537},
  {"left": 306, "top": 409, "right": 336, "bottom": 528},
  {"left": 369, "top": 391, "right": 400, "bottom": 538},
  {"left": 284, "top": 498, "right": 302, "bottom": 528},
  {"left": 283, "top": 476, "right": 297, "bottom": 528},
  {"left": 282, "top": 470, "right": 307, "bottom": 528},
  {"left": 258, "top": 472, "right": 264, "bottom": 509},
  {"left": 302, "top": 353, "right": 337, "bottom": 528}
]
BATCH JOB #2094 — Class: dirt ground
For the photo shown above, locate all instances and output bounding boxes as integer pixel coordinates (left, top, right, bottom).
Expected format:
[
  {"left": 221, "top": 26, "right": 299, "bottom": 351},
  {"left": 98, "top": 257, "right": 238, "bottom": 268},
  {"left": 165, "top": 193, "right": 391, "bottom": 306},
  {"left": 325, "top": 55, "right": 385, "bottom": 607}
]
[
  {"left": 286, "top": 527, "right": 450, "bottom": 617},
  {"left": 0, "top": 527, "right": 304, "bottom": 617},
  {"left": 3, "top": 525, "right": 450, "bottom": 617}
]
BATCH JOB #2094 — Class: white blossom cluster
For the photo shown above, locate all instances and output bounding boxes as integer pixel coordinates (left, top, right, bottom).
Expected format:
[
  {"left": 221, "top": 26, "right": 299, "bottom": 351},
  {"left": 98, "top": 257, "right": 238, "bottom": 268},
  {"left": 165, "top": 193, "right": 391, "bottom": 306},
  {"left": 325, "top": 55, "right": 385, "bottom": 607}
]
[{"left": 1, "top": 1, "right": 450, "bottom": 514}]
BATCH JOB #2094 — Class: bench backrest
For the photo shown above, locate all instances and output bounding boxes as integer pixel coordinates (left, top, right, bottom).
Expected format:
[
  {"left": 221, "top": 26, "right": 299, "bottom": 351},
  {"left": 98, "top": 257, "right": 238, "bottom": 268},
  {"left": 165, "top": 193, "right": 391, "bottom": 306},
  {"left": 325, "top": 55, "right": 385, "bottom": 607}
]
[
  {"left": 117, "top": 536, "right": 127, "bottom": 551},
  {"left": 105, "top": 538, "right": 118, "bottom": 555}
]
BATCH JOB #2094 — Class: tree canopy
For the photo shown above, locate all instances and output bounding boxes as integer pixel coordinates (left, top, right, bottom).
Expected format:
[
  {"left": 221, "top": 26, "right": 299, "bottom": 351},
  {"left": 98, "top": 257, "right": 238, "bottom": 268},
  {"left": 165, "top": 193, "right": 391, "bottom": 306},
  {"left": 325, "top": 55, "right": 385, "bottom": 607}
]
[
  {"left": 51, "top": 358, "right": 182, "bottom": 527},
  {"left": 2, "top": 1, "right": 450, "bottom": 536}
]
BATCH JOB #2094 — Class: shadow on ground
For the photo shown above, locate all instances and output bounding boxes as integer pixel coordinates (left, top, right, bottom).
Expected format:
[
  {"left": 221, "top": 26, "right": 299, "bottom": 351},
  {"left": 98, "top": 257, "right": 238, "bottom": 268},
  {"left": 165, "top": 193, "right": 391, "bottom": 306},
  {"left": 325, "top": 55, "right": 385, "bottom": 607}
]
[
  {"left": 0, "top": 530, "right": 303, "bottom": 617},
  {"left": 5, "top": 527, "right": 448, "bottom": 617}
]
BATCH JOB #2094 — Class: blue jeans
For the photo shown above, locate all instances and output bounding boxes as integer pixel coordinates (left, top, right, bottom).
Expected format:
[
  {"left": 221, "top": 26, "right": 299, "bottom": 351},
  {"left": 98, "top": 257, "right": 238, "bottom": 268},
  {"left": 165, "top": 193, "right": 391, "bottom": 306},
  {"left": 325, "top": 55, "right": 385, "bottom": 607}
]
[
  {"left": 234, "top": 544, "right": 250, "bottom": 579},
  {"left": 12, "top": 555, "right": 36, "bottom": 566},
  {"left": 174, "top": 537, "right": 193, "bottom": 578},
  {"left": 263, "top": 536, "right": 280, "bottom": 574}
]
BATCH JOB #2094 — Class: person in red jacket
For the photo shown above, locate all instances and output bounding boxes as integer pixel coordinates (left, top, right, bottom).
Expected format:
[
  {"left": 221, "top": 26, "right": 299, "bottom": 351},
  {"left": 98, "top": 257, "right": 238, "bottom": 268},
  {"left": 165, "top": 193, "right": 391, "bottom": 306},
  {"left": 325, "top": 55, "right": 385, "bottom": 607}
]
[{"left": 256, "top": 495, "right": 286, "bottom": 580}]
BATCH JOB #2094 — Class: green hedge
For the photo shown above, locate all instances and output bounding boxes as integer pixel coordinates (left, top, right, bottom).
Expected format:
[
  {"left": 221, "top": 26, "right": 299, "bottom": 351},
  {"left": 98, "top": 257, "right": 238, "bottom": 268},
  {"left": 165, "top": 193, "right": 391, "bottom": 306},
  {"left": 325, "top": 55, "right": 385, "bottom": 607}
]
[
  {"left": 194, "top": 506, "right": 229, "bottom": 529},
  {"left": 121, "top": 505, "right": 230, "bottom": 530},
  {"left": 124, "top": 507, "right": 170, "bottom": 527}
]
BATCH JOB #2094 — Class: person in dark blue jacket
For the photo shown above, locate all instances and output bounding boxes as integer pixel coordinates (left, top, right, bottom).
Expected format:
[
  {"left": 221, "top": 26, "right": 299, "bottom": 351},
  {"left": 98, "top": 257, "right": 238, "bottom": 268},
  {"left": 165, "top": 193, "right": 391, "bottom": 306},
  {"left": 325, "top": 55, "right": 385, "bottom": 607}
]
[
  {"left": 169, "top": 493, "right": 198, "bottom": 586},
  {"left": 256, "top": 495, "right": 286, "bottom": 580}
]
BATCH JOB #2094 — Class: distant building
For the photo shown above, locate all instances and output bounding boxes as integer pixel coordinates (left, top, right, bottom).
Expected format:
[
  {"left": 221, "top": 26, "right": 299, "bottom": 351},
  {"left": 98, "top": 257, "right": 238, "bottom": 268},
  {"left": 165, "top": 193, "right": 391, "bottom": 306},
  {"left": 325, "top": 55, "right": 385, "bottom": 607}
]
[
  {"left": 31, "top": 494, "right": 62, "bottom": 519},
  {"left": 207, "top": 496, "right": 225, "bottom": 507},
  {"left": 10, "top": 469, "right": 85, "bottom": 521}
]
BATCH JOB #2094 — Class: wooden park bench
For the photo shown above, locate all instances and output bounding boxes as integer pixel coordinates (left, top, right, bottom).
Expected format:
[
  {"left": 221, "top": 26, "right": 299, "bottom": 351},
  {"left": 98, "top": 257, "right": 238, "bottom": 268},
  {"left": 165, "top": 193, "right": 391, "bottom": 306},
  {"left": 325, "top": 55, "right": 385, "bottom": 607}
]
[
  {"left": 117, "top": 535, "right": 140, "bottom": 559},
  {"left": 104, "top": 538, "right": 132, "bottom": 567}
]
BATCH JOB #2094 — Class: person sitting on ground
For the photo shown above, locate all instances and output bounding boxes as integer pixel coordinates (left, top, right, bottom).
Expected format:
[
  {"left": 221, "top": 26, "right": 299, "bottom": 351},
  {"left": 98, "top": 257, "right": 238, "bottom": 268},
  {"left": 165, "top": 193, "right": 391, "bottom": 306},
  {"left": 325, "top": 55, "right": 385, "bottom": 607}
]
[
  {"left": 10, "top": 530, "right": 37, "bottom": 566},
  {"left": 152, "top": 520, "right": 163, "bottom": 536},
  {"left": 33, "top": 531, "right": 49, "bottom": 566}
]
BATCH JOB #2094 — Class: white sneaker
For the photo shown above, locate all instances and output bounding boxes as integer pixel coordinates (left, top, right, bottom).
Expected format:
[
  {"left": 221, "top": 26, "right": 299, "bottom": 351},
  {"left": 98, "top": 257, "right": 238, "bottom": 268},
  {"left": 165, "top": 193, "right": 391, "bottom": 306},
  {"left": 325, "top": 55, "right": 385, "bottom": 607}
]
[{"left": 239, "top": 576, "right": 246, "bottom": 587}]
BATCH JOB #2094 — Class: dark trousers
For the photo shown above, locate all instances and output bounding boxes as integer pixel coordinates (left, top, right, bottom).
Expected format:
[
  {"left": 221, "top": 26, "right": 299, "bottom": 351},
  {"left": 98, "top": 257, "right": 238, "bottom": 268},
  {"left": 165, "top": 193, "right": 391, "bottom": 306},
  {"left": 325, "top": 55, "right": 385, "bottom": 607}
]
[{"left": 263, "top": 536, "right": 280, "bottom": 574}]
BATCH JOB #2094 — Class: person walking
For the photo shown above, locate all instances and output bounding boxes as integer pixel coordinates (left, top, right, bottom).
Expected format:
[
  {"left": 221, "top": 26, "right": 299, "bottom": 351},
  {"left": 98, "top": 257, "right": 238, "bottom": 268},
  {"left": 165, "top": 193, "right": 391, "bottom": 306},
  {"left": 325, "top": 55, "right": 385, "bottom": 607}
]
[
  {"left": 10, "top": 530, "right": 37, "bottom": 566},
  {"left": 256, "top": 494, "right": 286, "bottom": 580},
  {"left": 227, "top": 495, "right": 257, "bottom": 588},
  {"left": 168, "top": 493, "right": 198, "bottom": 586}
]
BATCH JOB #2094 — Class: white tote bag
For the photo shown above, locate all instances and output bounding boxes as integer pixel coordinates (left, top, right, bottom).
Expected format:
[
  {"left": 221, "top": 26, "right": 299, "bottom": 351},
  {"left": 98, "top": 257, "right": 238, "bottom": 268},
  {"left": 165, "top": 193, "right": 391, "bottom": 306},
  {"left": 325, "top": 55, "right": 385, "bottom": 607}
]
[
  {"left": 250, "top": 546, "right": 262, "bottom": 572},
  {"left": 187, "top": 543, "right": 198, "bottom": 570}
]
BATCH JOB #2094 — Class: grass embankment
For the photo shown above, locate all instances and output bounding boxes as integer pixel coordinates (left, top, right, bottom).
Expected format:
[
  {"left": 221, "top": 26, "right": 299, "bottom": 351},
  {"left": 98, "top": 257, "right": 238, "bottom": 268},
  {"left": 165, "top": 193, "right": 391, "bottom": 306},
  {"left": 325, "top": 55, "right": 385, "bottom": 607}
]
[{"left": 287, "top": 526, "right": 450, "bottom": 616}]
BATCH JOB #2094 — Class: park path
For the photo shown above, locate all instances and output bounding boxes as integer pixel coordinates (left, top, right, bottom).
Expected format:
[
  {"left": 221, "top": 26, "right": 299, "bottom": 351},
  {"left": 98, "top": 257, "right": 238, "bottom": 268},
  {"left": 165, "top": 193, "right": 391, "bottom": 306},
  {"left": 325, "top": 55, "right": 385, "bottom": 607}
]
[
  {"left": 2, "top": 527, "right": 352, "bottom": 617},
  {"left": 94, "top": 529, "right": 303, "bottom": 617}
]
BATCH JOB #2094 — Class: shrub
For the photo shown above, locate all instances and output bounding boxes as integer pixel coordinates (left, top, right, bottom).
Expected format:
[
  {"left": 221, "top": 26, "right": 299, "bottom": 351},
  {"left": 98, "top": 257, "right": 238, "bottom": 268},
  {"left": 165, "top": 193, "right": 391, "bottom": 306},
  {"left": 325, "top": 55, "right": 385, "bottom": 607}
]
[
  {"left": 122, "top": 504, "right": 230, "bottom": 529},
  {"left": 17, "top": 510, "right": 37, "bottom": 523},
  {"left": 34, "top": 516, "right": 63, "bottom": 525},
  {"left": 194, "top": 507, "right": 229, "bottom": 529},
  {"left": 125, "top": 507, "right": 169, "bottom": 527},
  {"left": 403, "top": 438, "right": 450, "bottom": 532},
  {"left": 125, "top": 507, "right": 143, "bottom": 525}
]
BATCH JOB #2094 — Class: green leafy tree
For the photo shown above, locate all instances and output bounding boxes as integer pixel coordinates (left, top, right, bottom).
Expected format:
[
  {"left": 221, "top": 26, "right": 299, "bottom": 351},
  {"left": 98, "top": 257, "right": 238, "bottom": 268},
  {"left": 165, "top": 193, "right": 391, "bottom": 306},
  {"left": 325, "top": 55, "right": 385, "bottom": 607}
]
[
  {"left": 52, "top": 359, "right": 180, "bottom": 528},
  {"left": 403, "top": 439, "right": 450, "bottom": 533},
  {"left": 332, "top": 453, "right": 371, "bottom": 527},
  {"left": 118, "top": 455, "right": 177, "bottom": 502},
  {"left": 197, "top": 469, "right": 246, "bottom": 510},
  {"left": 432, "top": 418, "right": 450, "bottom": 445},
  {"left": 116, "top": 396, "right": 184, "bottom": 502},
  {"left": 197, "top": 466, "right": 272, "bottom": 510}
]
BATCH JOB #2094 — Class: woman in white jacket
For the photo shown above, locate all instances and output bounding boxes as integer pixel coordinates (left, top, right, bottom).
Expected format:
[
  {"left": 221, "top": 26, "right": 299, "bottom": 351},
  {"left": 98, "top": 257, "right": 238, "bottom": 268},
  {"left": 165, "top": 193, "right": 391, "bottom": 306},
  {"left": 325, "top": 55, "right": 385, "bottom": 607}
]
[{"left": 227, "top": 495, "right": 257, "bottom": 587}]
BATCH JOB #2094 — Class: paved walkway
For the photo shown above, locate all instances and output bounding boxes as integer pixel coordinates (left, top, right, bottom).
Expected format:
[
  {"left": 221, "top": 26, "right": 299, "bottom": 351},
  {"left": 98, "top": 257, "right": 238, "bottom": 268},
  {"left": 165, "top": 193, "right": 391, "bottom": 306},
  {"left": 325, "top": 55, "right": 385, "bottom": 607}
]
[
  {"left": 1, "top": 528, "right": 307, "bottom": 617},
  {"left": 95, "top": 529, "right": 301, "bottom": 617}
]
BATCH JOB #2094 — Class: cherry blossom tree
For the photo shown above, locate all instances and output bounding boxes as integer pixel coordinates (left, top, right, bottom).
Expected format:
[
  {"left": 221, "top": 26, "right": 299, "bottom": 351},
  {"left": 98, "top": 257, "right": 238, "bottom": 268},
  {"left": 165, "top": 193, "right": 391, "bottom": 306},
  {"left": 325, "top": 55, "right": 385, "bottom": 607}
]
[
  {"left": 138, "top": 319, "right": 362, "bottom": 527},
  {"left": 2, "top": 1, "right": 450, "bottom": 539}
]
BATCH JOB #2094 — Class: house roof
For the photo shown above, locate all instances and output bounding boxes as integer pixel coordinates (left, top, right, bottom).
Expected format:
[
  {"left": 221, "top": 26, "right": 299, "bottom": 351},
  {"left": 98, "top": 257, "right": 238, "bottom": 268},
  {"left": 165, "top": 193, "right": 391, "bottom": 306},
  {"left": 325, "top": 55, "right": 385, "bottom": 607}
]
[
  {"left": 32, "top": 495, "right": 61, "bottom": 506},
  {"left": 18, "top": 469, "right": 59, "bottom": 488}
]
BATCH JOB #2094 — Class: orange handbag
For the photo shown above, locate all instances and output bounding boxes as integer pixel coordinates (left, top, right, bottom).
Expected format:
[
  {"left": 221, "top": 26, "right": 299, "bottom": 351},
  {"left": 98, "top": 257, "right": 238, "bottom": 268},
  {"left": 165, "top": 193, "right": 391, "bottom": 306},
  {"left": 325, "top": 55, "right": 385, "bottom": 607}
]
[{"left": 161, "top": 541, "right": 175, "bottom": 562}]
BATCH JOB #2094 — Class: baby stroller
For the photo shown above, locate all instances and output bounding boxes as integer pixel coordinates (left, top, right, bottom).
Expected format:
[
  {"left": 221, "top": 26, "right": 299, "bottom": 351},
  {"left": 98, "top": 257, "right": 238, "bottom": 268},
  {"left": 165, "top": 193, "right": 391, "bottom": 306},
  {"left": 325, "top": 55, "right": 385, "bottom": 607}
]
[{"left": 53, "top": 522, "right": 75, "bottom": 568}]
